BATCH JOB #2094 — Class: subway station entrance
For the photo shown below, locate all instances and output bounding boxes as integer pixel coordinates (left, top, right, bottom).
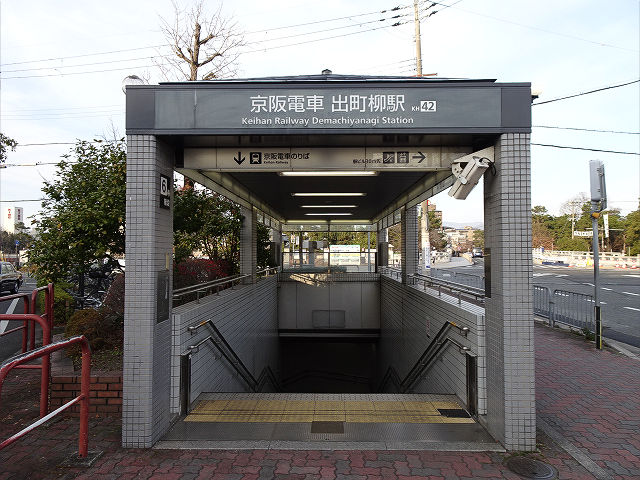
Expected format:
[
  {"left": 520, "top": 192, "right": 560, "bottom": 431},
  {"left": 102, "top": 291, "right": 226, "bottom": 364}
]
[{"left": 123, "top": 74, "right": 534, "bottom": 451}]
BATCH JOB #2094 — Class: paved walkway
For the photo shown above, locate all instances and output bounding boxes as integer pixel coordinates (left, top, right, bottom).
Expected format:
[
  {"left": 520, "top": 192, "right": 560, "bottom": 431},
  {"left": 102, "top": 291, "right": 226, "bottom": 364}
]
[{"left": 1, "top": 323, "right": 639, "bottom": 479}]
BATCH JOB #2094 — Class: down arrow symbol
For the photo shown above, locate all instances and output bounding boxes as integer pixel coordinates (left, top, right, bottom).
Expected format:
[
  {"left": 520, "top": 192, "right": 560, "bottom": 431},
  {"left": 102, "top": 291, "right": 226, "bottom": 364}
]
[{"left": 234, "top": 151, "right": 245, "bottom": 165}]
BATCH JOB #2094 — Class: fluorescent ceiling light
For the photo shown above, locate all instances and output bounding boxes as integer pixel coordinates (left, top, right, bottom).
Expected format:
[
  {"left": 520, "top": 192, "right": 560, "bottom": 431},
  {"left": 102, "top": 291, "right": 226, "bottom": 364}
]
[
  {"left": 304, "top": 213, "right": 353, "bottom": 216},
  {"left": 292, "top": 193, "right": 366, "bottom": 197},
  {"left": 280, "top": 171, "right": 377, "bottom": 176},
  {"left": 301, "top": 205, "right": 356, "bottom": 208}
]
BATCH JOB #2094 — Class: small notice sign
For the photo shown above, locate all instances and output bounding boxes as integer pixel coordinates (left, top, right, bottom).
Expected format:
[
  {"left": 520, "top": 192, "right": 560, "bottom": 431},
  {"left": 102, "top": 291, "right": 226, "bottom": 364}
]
[{"left": 160, "top": 174, "right": 170, "bottom": 210}]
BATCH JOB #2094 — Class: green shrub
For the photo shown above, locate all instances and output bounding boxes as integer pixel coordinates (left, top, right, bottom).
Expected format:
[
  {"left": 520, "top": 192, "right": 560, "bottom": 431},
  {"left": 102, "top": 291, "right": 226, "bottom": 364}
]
[
  {"left": 64, "top": 307, "right": 123, "bottom": 357},
  {"left": 35, "top": 282, "right": 74, "bottom": 328}
]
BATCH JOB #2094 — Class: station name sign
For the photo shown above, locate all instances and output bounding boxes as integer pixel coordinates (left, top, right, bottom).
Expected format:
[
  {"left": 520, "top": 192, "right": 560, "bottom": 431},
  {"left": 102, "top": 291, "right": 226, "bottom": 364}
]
[
  {"left": 243, "top": 93, "right": 415, "bottom": 127},
  {"left": 152, "top": 86, "right": 503, "bottom": 131}
]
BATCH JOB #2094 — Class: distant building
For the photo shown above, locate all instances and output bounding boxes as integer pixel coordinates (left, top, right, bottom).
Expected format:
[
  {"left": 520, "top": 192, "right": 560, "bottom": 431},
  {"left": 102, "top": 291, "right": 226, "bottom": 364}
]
[
  {"left": 444, "top": 226, "right": 476, "bottom": 250},
  {"left": 1, "top": 206, "right": 24, "bottom": 234},
  {"left": 426, "top": 202, "right": 443, "bottom": 227}
]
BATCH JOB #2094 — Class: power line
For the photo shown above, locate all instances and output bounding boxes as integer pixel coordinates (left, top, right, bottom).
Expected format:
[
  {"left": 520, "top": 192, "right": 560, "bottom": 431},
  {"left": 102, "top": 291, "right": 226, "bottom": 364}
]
[
  {"left": 427, "top": 1, "right": 639, "bottom": 53},
  {"left": 1, "top": 64, "right": 157, "bottom": 80},
  {"left": 241, "top": 21, "right": 408, "bottom": 55},
  {"left": 532, "top": 80, "right": 640, "bottom": 106},
  {"left": 533, "top": 125, "right": 640, "bottom": 135},
  {"left": 2, "top": 54, "right": 172, "bottom": 74},
  {"left": 3, "top": 109, "right": 124, "bottom": 119},
  {"left": 1, "top": 5, "right": 412, "bottom": 68},
  {"left": 2, "top": 104, "right": 121, "bottom": 114},
  {"left": 0, "top": 199, "right": 44, "bottom": 203},
  {"left": 3, "top": 112, "right": 125, "bottom": 121},
  {"left": 245, "top": 5, "right": 410, "bottom": 35},
  {"left": 0, "top": 44, "right": 168, "bottom": 67},
  {"left": 531, "top": 143, "right": 639, "bottom": 155},
  {"left": 244, "top": 13, "right": 410, "bottom": 47},
  {"left": 2, "top": 22, "right": 409, "bottom": 79}
]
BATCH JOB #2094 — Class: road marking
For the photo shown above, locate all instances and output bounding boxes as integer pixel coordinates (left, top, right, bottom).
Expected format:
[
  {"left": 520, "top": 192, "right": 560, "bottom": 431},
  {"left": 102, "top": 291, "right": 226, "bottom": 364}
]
[
  {"left": 623, "top": 307, "right": 640, "bottom": 312},
  {"left": 533, "top": 273, "right": 551, "bottom": 277},
  {"left": 623, "top": 274, "right": 640, "bottom": 278},
  {"left": 555, "top": 274, "right": 568, "bottom": 277},
  {"left": 601, "top": 287, "right": 612, "bottom": 291},
  {"left": 0, "top": 298, "right": 20, "bottom": 334},
  {"left": 622, "top": 292, "right": 640, "bottom": 297},
  {"left": 584, "top": 283, "right": 594, "bottom": 287}
]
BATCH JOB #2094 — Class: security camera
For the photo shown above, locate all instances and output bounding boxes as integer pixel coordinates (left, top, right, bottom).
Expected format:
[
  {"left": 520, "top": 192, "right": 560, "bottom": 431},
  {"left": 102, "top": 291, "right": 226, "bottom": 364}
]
[{"left": 448, "top": 156, "right": 491, "bottom": 200}]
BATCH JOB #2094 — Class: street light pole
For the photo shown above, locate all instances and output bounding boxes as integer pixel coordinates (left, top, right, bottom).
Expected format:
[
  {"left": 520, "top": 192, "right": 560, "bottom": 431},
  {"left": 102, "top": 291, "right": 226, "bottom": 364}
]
[{"left": 589, "top": 160, "right": 607, "bottom": 350}]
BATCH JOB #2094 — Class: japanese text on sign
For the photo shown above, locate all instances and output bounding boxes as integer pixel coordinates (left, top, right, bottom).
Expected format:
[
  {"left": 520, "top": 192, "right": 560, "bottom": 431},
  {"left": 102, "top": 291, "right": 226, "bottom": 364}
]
[{"left": 249, "top": 94, "right": 406, "bottom": 114}]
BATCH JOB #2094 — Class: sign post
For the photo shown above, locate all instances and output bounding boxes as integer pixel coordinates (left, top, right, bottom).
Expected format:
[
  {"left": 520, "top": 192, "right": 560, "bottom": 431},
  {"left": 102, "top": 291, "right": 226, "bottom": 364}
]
[{"left": 589, "top": 160, "right": 607, "bottom": 350}]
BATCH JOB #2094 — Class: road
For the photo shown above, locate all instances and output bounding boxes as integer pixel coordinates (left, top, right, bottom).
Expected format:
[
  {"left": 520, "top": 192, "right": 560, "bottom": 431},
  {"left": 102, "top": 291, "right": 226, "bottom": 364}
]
[
  {"left": 0, "top": 276, "right": 38, "bottom": 362},
  {"left": 442, "top": 259, "right": 640, "bottom": 348}
]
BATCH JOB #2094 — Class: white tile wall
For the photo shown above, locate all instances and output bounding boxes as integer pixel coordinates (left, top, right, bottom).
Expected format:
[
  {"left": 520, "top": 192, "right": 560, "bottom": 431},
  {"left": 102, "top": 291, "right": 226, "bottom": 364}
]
[
  {"left": 171, "top": 276, "right": 279, "bottom": 413},
  {"left": 379, "top": 277, "right": 487, "bottom": 415}
]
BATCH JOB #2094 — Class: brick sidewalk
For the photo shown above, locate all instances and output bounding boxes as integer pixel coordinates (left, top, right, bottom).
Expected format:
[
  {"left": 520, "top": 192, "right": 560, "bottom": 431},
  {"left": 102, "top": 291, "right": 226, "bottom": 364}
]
[{"left": 1, "top": 323, "right": 638, "bottom": 479}]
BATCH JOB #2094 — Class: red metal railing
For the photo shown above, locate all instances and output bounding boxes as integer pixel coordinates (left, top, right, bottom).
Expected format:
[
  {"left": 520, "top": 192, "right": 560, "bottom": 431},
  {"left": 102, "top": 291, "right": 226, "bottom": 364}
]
[
  {"left": 0, "top": 336, "right": 91, "bottom": 457},
  {"left": 0, "top": 314, "right": 52, "bottom": 417},
  {"left": 0, "top": 283, "right": 53, "bottom": 354},
  {"left": 0, "top": 291, "right": 33, "bottom": 353},
  {"left": 30, "top": 284, "right": 54, "bottom": 350}
]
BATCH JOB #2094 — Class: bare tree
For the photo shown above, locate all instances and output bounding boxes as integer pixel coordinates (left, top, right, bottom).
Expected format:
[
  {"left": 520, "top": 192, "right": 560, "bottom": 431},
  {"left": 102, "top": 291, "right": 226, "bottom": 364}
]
[{"left": 159, "top": 1, "right": 244, "bottom": 81}]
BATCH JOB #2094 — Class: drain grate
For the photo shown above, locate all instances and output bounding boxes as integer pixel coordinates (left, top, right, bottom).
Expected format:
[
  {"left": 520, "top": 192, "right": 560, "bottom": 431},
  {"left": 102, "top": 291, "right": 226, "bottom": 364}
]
[
  {"left": 437, "top": 408, "right": 471, "bottom": 418},
  {"left": 310, "top": 421, "right": 344, "bottom": 434},
  {"left": 505, "top": 457, "right": 557, "bottom": 479}
]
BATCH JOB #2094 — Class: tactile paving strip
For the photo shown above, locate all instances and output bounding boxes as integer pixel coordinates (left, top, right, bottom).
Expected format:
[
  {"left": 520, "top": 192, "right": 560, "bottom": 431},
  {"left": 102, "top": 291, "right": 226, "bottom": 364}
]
[{"left": 185, "top": 393, "right": 474, "bottom": 424}]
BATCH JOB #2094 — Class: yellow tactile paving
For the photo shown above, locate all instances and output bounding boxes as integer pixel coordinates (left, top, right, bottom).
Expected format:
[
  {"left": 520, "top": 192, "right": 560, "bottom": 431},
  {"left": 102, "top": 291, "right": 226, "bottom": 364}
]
[{"left": 185, "top": 397, "right": 475, "bottom": 424}]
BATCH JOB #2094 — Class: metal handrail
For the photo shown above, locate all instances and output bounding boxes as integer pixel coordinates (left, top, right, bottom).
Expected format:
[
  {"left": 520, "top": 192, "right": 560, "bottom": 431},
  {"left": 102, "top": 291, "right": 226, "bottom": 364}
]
[
  {"left": 378, "top": 321, "right": 471, "bottom": 393},
  {"left": 173, "top": 268, "right": 279, "bottom": 304},
  {"left": 187, "top": 319, "right": 280, "bottom": 393},
  {"left": 410, "top": 273, "right": 485, "bottom": 305},
  {"left": 173, "top": 274, "right": 248, "bottom": 303},
  {"left": 257, "top": 267, "right": 279, "bottom": 277},
  {"left": 0, "top": 336, "right": 91, "bottom": 458}
]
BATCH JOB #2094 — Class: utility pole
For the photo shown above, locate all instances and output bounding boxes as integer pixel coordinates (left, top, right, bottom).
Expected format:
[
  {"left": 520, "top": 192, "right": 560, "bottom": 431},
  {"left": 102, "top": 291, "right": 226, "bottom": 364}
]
[
  {"left": 589, "top": 160, "right": 607, "bottom": 351},
  {"left": 413, "top": 0, "right": 422, "bottom": 76}
]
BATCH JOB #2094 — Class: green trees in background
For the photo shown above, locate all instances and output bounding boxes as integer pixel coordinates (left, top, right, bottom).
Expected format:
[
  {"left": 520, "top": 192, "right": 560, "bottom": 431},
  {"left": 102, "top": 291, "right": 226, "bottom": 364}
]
[
  {"left": 531, "top": 198, "right": 640, "bottom": 254},
  {"left": 29, "top": 140, "right": 126, "bottom": 291}
]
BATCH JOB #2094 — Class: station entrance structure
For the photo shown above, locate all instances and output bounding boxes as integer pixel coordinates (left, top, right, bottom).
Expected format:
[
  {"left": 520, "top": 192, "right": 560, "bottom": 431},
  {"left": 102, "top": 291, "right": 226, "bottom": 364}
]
[{"left": 124, "top": 74, "right": 534, "bottom": 451}]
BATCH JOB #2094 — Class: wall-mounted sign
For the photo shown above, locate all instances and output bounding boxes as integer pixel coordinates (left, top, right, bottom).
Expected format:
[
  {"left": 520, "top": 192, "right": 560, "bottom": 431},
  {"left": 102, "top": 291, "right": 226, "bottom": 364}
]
[
  {"left": 574, "top": 231, "right": 593, "bottom": 237},
  {"left": 184, "top": 147, "right": 473, "bottom": 172},
  {"left": 159, "top": 174, "right": 170, "bottom": 210},
  {"left": 152, "top": 87, "right": 504, "bottom": 132}
]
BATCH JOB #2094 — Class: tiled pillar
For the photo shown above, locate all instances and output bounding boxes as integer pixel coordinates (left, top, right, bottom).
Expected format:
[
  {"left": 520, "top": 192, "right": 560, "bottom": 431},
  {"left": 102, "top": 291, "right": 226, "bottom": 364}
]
[
  {"left": 240, "top": 205, "right": 257, "bottom": 283},
  {"left": 401, "top": 206, "right": 419, "bottom": 284},
  {"left": 483, "top": 133, "right": 535, "bottom": 451},
  {"left": 123, "top": 135, "right": 174, "bottom": 447},
  {"left": 377, "top": 228, "right": 388, "bottom": 271}
]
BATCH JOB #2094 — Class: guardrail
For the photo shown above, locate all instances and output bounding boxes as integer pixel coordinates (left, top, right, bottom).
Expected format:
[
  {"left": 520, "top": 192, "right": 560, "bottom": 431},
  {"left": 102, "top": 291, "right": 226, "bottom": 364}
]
[
  {"left": 0, "top": 335, "right": 91, "bottom": 457},
  {"left": 533, "top": 248, "right": 640, "bottom": 269},
  {"left": 534, "top": 286, "right": 595, "bottom": 331}
]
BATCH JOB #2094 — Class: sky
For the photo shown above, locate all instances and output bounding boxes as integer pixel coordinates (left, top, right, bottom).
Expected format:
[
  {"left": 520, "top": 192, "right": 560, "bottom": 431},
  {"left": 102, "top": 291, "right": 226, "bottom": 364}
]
[{"left": 1, "top": 0, "right": 638, "bottom": 228}]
